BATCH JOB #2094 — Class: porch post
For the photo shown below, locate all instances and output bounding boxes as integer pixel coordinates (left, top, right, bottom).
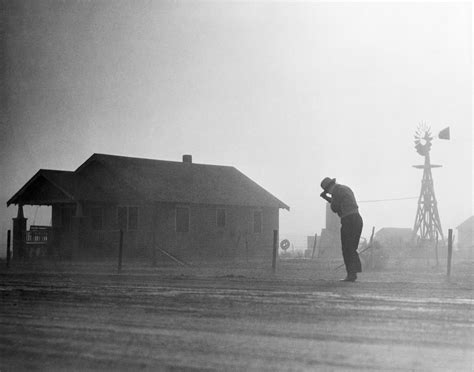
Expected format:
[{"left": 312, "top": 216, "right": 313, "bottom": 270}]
[
  {"left": 71, "top": 201, "right": 85, "bottom": 259},
  {"left": 12, "top": 205, "right": 27, "bottom": 260}
]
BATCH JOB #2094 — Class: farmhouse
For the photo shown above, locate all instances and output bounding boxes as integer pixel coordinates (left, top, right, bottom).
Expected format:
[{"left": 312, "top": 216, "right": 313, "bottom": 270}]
[{"left": 7, "top": 154, "right": 289, "bottom": 262}]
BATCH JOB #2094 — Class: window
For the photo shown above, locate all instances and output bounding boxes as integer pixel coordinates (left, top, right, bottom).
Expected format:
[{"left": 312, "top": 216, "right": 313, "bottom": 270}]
[
  {"left": 60, "top": 206, "right": 74, "bottom": 232},
  {"left": 128, "top": 207, "right": 138, "bottom": 230},
  {"left": 216, "top": 208, "right": 226, "bottom": 228},
  {"left": 117, "top": 206, "right": 139, "bottom": 231},
  {"left": 118, "top": 207, "right": 127, "bottom": 231},
  {"left": 91, "top": 207, "right": 103, "bottom": 230},
  {"left": 253, "top": 211, "right": 262, "bottom": 233},
  {"left": 176, "top": 207, "right": 190, "bottom": 233}
]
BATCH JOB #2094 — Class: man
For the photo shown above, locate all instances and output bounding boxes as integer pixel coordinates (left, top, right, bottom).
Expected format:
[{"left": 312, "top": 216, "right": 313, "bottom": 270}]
[{"left": 320, "top": 177, "right": 363, "bottom": 282}]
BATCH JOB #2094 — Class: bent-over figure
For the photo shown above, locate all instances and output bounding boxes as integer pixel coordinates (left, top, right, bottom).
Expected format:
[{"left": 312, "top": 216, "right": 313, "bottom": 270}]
[{"left": 320, "top": 177, "right": 363, "bottom": 282}]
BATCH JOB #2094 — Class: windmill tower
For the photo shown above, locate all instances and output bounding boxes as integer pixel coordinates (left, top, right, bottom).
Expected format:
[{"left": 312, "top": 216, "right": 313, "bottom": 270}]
[{"left": 412, "top": 124, "right": 450, "bottom": 243}]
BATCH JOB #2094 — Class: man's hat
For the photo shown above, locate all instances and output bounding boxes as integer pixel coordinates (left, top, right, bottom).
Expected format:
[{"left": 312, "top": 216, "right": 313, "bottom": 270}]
[{"left": 320, "top": 177, "right": 336, "bottom": 191}]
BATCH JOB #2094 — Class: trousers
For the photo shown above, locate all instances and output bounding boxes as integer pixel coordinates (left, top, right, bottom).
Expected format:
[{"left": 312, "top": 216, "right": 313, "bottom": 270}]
[{"left": 340, "top": 212, "right": 363, "bottom": 274}]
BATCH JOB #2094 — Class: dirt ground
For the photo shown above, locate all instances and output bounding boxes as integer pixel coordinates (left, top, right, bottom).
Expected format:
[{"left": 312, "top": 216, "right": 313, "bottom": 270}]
[{"left": 0, "top": 258, "right": 473, "bottom": 371}]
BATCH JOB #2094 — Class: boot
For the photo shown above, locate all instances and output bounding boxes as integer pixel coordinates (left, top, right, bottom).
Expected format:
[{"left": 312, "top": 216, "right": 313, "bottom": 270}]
[{"left": 340, "top": 273, "right": 357, "bottom": 282}]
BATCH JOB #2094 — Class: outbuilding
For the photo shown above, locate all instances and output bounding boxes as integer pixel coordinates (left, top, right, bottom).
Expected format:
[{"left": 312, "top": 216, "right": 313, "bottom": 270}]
[{"left": 456, "top": 216, "right": 473, "bottom": 259}]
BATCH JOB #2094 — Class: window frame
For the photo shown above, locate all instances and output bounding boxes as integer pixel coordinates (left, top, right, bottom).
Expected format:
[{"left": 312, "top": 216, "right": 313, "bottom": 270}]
[
  {"left": 128, "top": 206, "right": 139, "bottom": 231},
  {"left": 60, "top": 205, "right": 75, "bottom": 232},
  {"left": 216, "top": 208, "right": 226, "bottom": 228},
  {"left": 90, "top": 207, "right": 104, "bottom": 231},
  {"left": 175, "top": 206, "right": 190, "bottom": 233},
  {"left": 253, "top": 210, "right": 263, "bottom": 234},
  {"left": 117, "top": 205, "right": 139, "bottom": 231}
]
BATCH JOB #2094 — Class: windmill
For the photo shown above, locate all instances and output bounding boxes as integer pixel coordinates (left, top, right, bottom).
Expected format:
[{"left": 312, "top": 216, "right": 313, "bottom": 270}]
[{"left": 412, "top": 124, "right": 450, "bottom": 244}]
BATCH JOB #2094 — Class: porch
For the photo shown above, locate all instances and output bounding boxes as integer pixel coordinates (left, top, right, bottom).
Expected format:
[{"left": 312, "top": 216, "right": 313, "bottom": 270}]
[{"left": 24, "top": 225, "right": 52, "bottom": 258}]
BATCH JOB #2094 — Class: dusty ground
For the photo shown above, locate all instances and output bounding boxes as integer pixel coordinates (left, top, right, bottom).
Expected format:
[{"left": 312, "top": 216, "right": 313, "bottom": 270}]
[{"left": 0, "top": 259, "right": 473, "bottom": 371}]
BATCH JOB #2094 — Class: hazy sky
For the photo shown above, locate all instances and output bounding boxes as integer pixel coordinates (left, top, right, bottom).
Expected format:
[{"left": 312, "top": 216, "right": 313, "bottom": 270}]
[{"left": 1, "top": 1, "right": 472, "bottom": 249}]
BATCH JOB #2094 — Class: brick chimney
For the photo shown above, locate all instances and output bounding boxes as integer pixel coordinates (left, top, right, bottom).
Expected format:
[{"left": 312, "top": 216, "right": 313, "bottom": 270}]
[{"left": 182, "top": 154, "right": 192, "bottom": 163}]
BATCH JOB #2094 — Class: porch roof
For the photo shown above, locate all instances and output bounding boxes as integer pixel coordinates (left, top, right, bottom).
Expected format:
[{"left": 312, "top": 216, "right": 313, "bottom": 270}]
[{"left": 7, "top": 169, "right": 110, "bottom": 206}]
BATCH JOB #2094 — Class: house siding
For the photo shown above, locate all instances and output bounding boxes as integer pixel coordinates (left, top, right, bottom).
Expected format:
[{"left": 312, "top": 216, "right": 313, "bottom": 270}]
[
  {"left": 51, "top": 202, "right": 279, "bottom": 261},
  {"left": 155, "top": 204, "right": 278, "bottom": 261},
  {"left": 456, "top": 218, "right": 473, "bottom": 259}
]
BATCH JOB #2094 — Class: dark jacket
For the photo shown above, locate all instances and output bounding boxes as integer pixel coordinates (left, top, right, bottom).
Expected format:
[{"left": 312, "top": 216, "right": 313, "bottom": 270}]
[{"left": 330, "top": 184, "right": 359, "bottom": 218}]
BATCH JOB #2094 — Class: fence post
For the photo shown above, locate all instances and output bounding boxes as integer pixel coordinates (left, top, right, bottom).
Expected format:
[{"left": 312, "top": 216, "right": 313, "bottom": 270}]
[
  {"left": 272, "top": 230, "right": 278, "bottom": 273},
  {"left": 311, "top": 233, "right": 318, "bottom": 259},
  {"left": 151, "top": 231, "right": 157, "bottom": 267},
  {"left": 118, "top": 229, "right": 123, "bottom": 273},
  {"left": 434, "top": 231, "right": 439, "bottom": 267},
  {"left": 245, "top": 239, "right": 249, "bottom": 263},
  {"left": 6, "top": 230, "right": 11, "bottom": 268},
  {"left": 447, "top": 229, "right": 453, "bottom": 277}
]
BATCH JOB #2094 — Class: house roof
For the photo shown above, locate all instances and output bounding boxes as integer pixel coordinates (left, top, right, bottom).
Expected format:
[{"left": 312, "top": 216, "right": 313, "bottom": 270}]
[
  {"left": 375, "top": 227, "right": 413, "bottom": 240},
  {"left": 457, "top": 216, "right": 474, "bottom": 231},
  {"left": 8, "top": 154, "right": 289, "bottom": 210}
]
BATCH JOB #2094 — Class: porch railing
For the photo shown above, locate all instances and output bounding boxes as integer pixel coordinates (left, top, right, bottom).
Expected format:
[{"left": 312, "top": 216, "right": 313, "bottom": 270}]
[{"left": 26, "top": 225, "right": 51, "bottom": 244}]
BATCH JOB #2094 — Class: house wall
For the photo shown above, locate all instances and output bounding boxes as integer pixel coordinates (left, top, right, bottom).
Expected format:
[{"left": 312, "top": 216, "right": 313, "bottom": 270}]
[
  {"left": 458, "top": 229, "right": 473, "bottom": 249},
  {"left": 457, "top": 222, "right": 473, "bottom": 260},
  {"left": 79, "top": 203, "right": 154, "bottom": 259},
  {"left": 51, "top": 203, "right": 75, "bottom": 258},
  {"left": 154, "top": 203, "right": 278, "bottom": 262},
  {"left": 52, "top": 201, "right": 279, "bottom": 261}
]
